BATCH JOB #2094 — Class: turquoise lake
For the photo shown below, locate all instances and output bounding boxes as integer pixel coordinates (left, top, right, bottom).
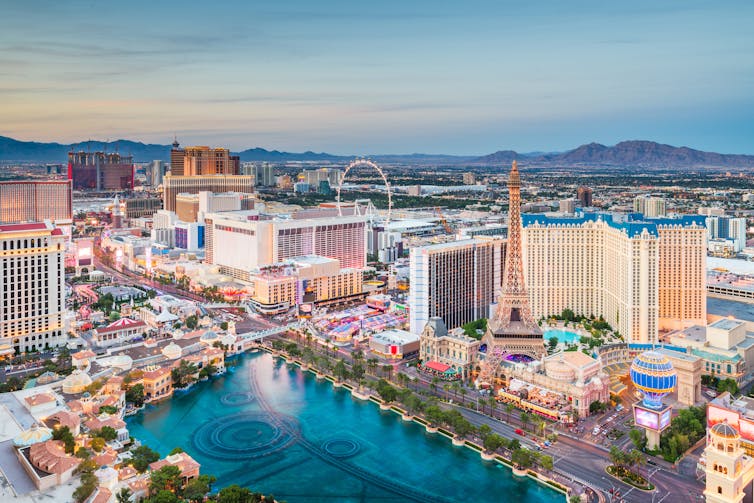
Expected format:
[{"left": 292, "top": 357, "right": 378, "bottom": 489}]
[{"left": 126, "top": 352, "right": 562, "bottom": 502}]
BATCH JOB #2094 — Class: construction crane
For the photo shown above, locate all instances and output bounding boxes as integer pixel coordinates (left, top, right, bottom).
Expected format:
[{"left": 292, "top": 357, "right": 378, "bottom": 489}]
[{"left": 434, "top": 206, "right": 454, "bottom": 234}]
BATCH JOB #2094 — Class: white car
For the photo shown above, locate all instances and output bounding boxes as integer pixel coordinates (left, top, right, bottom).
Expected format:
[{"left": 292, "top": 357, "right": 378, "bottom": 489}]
[{"left": 592, "top": 427, "right": 600, "bottom": 435}]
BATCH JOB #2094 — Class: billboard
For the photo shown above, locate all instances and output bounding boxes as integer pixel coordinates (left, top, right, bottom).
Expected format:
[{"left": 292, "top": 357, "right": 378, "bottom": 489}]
[
  {"left": 708, "top": 403, "right": 754, "bottom": 443},
  {"left": 634, "top": 407, "right": 659, "bottom": 430},
  {"left": 634, "top": 403, "right": 672, "bottom": 433}
]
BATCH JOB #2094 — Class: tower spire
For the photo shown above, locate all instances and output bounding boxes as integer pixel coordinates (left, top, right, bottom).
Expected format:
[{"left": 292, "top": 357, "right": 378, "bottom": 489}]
[{"left": 477, "top": 161, "right": 545, "bottom": 386}]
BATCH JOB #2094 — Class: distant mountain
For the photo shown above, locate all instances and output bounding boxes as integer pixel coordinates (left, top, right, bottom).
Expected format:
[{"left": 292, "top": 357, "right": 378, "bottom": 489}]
[
  {"left": 235, "top": 147, "right": 343, "bottom": 162},
  {"left": 0, "top": 136, "right": 170, "bottom": 163},
  {"left": 1, "top": 135, "right": 752, "bottom": 169},
  {"left": 471, "top": 150, "right": 523, "bottom": 164},
  {"left": 474, "top": 140, "right": 754, "bottom": 169}
]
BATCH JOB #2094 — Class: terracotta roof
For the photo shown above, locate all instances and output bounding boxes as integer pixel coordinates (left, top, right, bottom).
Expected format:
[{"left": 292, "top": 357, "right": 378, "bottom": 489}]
[
  {"left": 44, "top": 411, "right": 81, "bottom": 431},
  {"left": 92, "top": 451, "right": 117, "bottom": 467},
  {"left": 24, "top": 393, "right": 56, "bottom": 407},
  {"left": 89, "top": 487, "right": 112, "bottom": 503},
  {"left": 72, "top": 350, "right": 96, "bottom": 360},
  {"left": 142, "top": 367, "right": 171, "bottom": 380},
  {"left": 86, "top": 416, "right": 126, "bottom": 431},
  {"left": 149, "top": 452, "right": 200, "bottom": 476},
  {"left": 118, "top": 466, "right": 137, "bottom": 480},
  {"left": 28, "top": 440, "right": 80, "bottom": 475}
]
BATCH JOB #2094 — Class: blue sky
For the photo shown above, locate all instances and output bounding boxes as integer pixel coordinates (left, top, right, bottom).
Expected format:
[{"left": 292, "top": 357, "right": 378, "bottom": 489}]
[{"left": 1, "top": 0, "right": 753, "bottom": 154}]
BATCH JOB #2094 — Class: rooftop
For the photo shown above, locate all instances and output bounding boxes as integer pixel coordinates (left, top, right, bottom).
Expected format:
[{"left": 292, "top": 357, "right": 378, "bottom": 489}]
[
  {"left": 521, "top": 211, "right": 706, "bottom": 237},
  {"left": 710, "top": 318, "right": 746, "bottom": 331}
]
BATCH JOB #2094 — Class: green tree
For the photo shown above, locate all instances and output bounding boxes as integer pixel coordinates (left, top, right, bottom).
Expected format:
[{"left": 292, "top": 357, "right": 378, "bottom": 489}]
[
  {"left": 539, "top": 454, "right": 554, "bottom": 470},
  {"left": 629, "top": 428, "right": 647, "bottom": 451},
  {"left": 333, "top": 360, "right": 349, "bottom": 381},
  {"left": 547, "top": 336, "right": 559, "bottom": 351},
  {"left": 52, "top": 425, "right": 75, "bottom": 454},
  {"left": 351, "top": 362, "right": 365, "bottom": 381},
  {"left": 95, "top": 425, "right": 118, "bottom": 441},
  {"left": 717, "top": 378, "right": 739, "bottom": 395},
  {"left": 520, "top": 411, "right": 531, "bottom": 431},
  {"left": 126, "top": 383, "right": 145, "bottom": 407},
  {"left": 150, "top": 465, "right": 183, "bottom": 495},
  {"left": 185, "top": 315, "right": 198, "bottom": 329},
  {"left": 128, "top": 445, "right": 161, "bottom": 473},
  {"left": 148, "top": 490, "right": 181, "bottom": 503},
  {"left": 376, "top": 380, "right": 398, "bottom": 402},
  {"left": 483, "top": 433, "right": 504, "bottom": 453},
  {"left": 183, "top": 474, "right": 217, "bottom": 502},
  {"left": 73, "top": 472, "right": 98, "bottom": 503},
  {"left": 560, "top": 309, "right": 575, "bottom": 322},
  {"left": 216, "top": 485, "right": 264, "bottom": 503},
  {"left": 116, "top": 487, "right": 133, "bottom": 503},
  {"left": 512, "top": 448, "right": 535, "bottom": 468},
  {"left": 171, "top": 360, "right": 198, "bottom": 388},
  {"left": 91, "top": 437, "right": 106, "bottom": 452},
  {"left": 478, "top": 423, "right": 492, "bottom": 441}
]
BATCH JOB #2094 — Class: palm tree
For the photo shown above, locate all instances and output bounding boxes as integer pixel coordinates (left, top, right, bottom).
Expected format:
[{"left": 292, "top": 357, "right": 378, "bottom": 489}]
[
  {"left": 442, "top": 383, "right": 450, "bottom": 400},
  {"left": 116, "top": 487, "right": 132, "bottom": 503},
  {"left": 459, "top": 387, "right": 467, "bottom": 405},
  {"left": 430, "top": 377, "right": 439, "bottom": 394},
  {"left": 505, "top": 403, "right": 515, "bottom": 423},
  {"left": 520, "top": 411, "right": 531, "bottom": 432},
  {"left": 366, "top": 358, "right": 378, "bottom": 376},
  {"left": 488, "top": 396, "right": 497, "bottom": 419}
]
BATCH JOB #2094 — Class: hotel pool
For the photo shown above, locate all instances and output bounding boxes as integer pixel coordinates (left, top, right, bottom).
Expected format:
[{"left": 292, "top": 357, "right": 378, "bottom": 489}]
[
  {"left": 543, "top": 328, "right": 582, "bottom": 345},
  {"left": 127, "top": 352, "right": 562, "bottom": 502}
]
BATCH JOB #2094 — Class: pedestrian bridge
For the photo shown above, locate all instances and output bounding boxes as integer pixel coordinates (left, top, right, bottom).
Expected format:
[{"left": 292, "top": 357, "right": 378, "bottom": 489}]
[{"left": 238, "top": 322, "right": 300, "bottom": 342}]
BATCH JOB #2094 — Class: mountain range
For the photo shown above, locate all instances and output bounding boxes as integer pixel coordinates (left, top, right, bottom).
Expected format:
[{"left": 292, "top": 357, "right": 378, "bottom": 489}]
[{"left": 0, "top": 135, "right": 752, "bottom": 169}]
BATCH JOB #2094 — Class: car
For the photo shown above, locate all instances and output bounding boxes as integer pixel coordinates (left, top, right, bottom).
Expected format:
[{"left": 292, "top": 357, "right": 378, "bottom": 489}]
[
  {"left": 515, "top": 429, "right": 524, "bottom": 436},
  {"left": 647, "top": 459, "right": 657, "bottom": 466},
  {"left": 592, "top": 427, "right": 600, "bottom": 435}
]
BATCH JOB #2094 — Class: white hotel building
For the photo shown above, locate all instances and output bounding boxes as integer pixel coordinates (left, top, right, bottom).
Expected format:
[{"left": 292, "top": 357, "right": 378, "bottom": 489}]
[
  {"left": 0, "top": 222, "right": 67, "bottom": 354},
  {"left": 204, "top": 210, "right": 367, "bottom": 280},
  {"left": 409, "top": 237, "right": 506, "bottom": 335},
  {"left": 521, "top": 212, "right": 706, "bottom": 344}
]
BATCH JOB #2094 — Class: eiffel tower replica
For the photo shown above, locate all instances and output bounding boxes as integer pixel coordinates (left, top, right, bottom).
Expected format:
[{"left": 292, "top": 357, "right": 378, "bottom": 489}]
[{"left": 477, "top": 161, "right": 545, "bottom": 386}]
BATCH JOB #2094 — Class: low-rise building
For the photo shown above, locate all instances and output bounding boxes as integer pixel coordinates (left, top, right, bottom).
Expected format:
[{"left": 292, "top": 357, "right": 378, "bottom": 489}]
[
  {"left": 149, "top": 452, "right": 200, "bottom": 487},
  {"left": 142, "top": 366, "right": 173, "bottom": 402},
  {"left": 369, "top": 329, "right": 420, "bottom": 360},
  {"left": 419, "top": 317, "right": 480, "bottom": 380},
  {"left": 17, "top": 440, "right": 80, "bottom": 490},
  {"left": 93, "top": 318, "right": 148, "bottom": 347}
]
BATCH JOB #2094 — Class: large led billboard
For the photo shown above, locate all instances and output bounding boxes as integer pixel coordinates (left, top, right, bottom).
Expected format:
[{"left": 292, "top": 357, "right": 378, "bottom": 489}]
[{"left": 634, "top": 403, "right": 672, "bottom": 433}]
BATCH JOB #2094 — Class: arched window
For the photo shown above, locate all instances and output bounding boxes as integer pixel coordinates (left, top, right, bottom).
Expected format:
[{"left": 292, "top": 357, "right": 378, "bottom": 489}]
[{"left": 718, "top": 486, "right": 723, "bottom": 494}]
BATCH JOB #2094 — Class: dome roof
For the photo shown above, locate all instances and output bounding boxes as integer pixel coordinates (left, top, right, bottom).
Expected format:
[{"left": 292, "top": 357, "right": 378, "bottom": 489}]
[
  {"left": 711, "top": 422, "right": 739, "bottom": 439},
  {"left": 629, "top": 351, "right": 676, "bottom": 395},
  {"left": 162, "top": 342, "right": 182, "bottom": 360},
  {"left": 545, "top": 358, "right": 576, "bottom": 382},
  {"left": 62, "top": 370, "right": 93, "bottom": 394},
  {"left": 13, "top": 423, "right": 52, "bottom": 447},
  {"left": 200, "top": 330, "right": 218, "bottom": 344}
]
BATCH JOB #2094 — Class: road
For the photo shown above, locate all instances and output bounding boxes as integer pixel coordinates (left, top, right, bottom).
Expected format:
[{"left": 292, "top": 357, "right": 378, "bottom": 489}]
[{"left": 92, "top": 257, "right": 206, "bottom": 302}]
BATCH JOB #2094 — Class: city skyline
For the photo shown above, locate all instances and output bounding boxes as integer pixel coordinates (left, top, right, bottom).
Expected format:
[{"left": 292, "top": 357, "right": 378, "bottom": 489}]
[{"left": 2, "top": 1, "right": 753, "bottom": 155}]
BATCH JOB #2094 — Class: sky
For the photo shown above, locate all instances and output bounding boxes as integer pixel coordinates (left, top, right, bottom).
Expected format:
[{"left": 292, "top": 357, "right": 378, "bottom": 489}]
[{"left": 1, "top": 0, "right": 753, "bottom": 155}]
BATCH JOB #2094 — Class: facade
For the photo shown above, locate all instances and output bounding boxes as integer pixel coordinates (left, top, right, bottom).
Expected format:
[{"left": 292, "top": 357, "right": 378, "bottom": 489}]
[
  {"left": 93, "top": 318, "right": 148, "bottom": 347},
  {"left": 175, "top": 191, "right": 256, "bottom": 223},
  {"left": 249, "top": 256, "right": 363, "bottom": 314},
  {"left": 669, "top": 319, "right": 754, "bottom": 385},
  {"left": 419, "top": 317, "right": 480, "bottom": 380},
  {"left": 703, "top": 420, "right": 754, "bottom": 503},
  {"left": 0, "top": 222, "right": 67, "bottom": 354},
  {"left": 142, "top": 366, "right": 173, "bottom": 401},
  {"left": 369, "top": 329, "right": 420, "bottom": 360},
  {"left": 124, "top": 197, "right": 162, "bottom": 219},
  {"left": 707, "top": 216, "right": 747, "bottom": 253},
  {"left": 576, "top": 186, "right": 593, "bottom": 207},
  {"left": 463, "top": 172, "right": 476, "bottom": 185},
  {"left": 170, "top": 146, "right": 240, "bottom": 176},
  {"left": 0, "top": 181, "right": 73, "bottom": 229},
  {"left": 174, "top": 221, "right": 205, "bottom": 250},
  {"left": 633, "top": 196, "right": 666, "bottom": 217},
  {"left": 149, "top": 160, "right": 167, "bottom": 187},
  {"left": 162, "top": 175, "right": 255, "bottom": 212},
  {"left": 252, "top": 163, "right": 276, "bottom": 186},
  {"left": 67, "top": 151, "right": 133, "bottom": 190},
  {"left": 205, "top": 211, "right": 366, "bottom": 275},
  {"left": 559, "top": 199, "right": 576, "bottom": 214},
  {"left": 408, "top": 237, "right": 505, "bottom": 334},
  {"left": 302, "top": 168, "right": 342, "bottom": 188},
  {"left": 521, "top": 212, "right": 707, "bottom": 343}
]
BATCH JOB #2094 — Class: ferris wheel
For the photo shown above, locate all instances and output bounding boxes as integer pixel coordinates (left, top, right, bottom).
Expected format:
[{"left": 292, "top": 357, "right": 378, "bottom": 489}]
[{"left": 335, "top": 158, "right": 393, "bottom": 223}]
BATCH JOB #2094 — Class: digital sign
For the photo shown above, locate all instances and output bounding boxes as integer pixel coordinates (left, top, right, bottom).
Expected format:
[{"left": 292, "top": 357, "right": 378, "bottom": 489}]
[
  {"left": 659, "top": 408, "right": 672, "bottom": 430},
  {"left": 635, "top": 407, "right": 659, "bottom": 430},
  {"left": 634, "top": 403, "right": 673, "bottom": 433}
]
